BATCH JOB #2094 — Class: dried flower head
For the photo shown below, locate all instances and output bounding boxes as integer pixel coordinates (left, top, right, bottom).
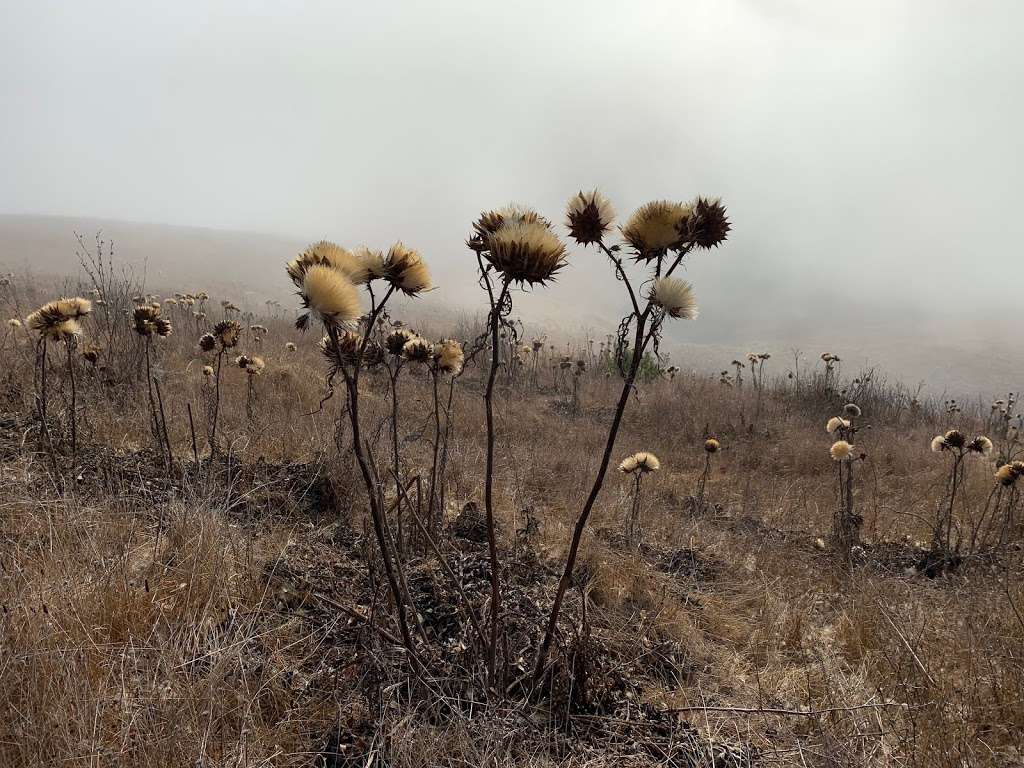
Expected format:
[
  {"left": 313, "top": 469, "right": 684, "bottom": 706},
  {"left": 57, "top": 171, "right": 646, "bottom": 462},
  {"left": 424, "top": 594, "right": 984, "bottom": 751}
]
[
  {"left": 843, "top": 403, "right": 862, "bottom": 418},
  {"left": 402, "top": 336, "right": 435, "bottom": 363},
  {"left": 995, "top": 464, "right": 1019, "bottom": 486},
  {"left": 619, "top": 451, "right": 661, "bottom": 474},
  {"left": 8, "top": 318, "right": 21, "bottom": 328},
  {"left": 212, "top": 320, "right": 242, "bottom": 349},
  {"left": 469, "top": 204, "right": 548, "bottom": 250},
  {"left": 287, "top": 240, "right": 369, "bottom": 288},
  {"left": 930, "top": 435, "right": 947, "bottom": 453},
  {"left": 650, "top": 277, "right": 699, "bottom": 319},
  {"left": 566, "top": 190, "right": 615, "bottom": 245},
  {"left": 621, "top": 200, "right": 692, "bottom": 258},
  {"left": 480, "top": 214, "right": 568, "bottom": 285},
  {"left": 385, "top": 328, "right": 416, "bottom": 356},
  {"left": 199, "top": 333, "right": 217, "bottom": 352},
  {"left": 826, "top": 417, "right": 850, "bottom": 434},
  {"left": 236, "top": 355, "right": 265, "bottom": 375},
  {"left": 154, "top": 318, "right": 173, "bottom": 337},
  {"left": 354, "top": 246, "right": 388, "bottom": 281},
  {"left": 704, "top": 438, "right": 721, "bottom": 454},
  {"left": 45, "top": 319, "right": 83, "bottom": 342},
  {"left": 285, "top": 341, "right": 297, "bottom": 352},
  {"left": 300, "top": 265, "right": 362, "bottom": 327},
  {"left": 685, "top": 196, "right": 731, "bottom": 249},
  {"left": 967, "top": 436, "right": 993, "bottom": 456},
  {"left": 830, "top": 440, "right": 854, "bottom": 461},
  {"left": 384, "top": 243, "right": 432, "bottom": 295},
  {"left": 54, "top": 297, "right": 93, "bottom": 319},
  {"left": 319, "top": 330, "right": 376, "bottom": 372},
  {"left": 202, "top": 365, "right": 214, "bottom": 377},
  {"left": 434, "top": 338, "right": 465, "bottom": 375},
  {"left": 27, "top": 298, "right": 91, "bottom": 340},
  {"left": 943, "top": 429, "right": 966, "bottom": 449}
]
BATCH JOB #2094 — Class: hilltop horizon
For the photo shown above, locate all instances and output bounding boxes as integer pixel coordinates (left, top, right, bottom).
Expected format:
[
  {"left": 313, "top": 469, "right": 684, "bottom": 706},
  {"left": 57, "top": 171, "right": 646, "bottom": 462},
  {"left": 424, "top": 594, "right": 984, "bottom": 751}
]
[{"left": 1, "top": 211, "right": 1018, "bottom": 399}]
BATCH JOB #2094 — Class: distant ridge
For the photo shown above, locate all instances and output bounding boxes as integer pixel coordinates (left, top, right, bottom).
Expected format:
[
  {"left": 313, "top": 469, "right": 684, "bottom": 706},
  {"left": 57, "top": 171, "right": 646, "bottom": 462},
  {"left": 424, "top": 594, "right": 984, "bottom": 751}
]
[{"left": 1, "top": 213, "right": 1020, "bottom": 398}]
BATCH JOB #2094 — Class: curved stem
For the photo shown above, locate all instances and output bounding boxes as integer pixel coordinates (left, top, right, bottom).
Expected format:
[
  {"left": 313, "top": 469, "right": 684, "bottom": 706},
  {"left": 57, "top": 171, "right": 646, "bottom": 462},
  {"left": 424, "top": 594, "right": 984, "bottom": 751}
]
[
  {"left": 598, "top": 242, "right": 640, "bottom": 316},
  {"left": 483, "top": 275, "right": 512, "bottom": 689},
  {"left": 428, "top": 368, "right": 442, "bottom": 534},
  {"left": 532, "top": 308, "right": 649, "bottom": 687},
  {"left": 389, "top": 363, "right": 404, "bottom": 554},
  {"left": 210, "top": 348, "right": 224, "bottom": 453},
  {"left": 331, "top": 325, "right": 418, "bottom": 663},
  {"left": 66, "top": 339, "right": 77, "bottom": 466}
]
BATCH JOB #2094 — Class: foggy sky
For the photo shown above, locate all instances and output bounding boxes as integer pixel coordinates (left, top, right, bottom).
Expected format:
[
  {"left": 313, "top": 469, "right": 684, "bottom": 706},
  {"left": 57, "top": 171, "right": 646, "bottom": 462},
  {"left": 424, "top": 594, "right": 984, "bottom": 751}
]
[{"left": 2, "top": 0, "right": 1023, "bottom": 351}]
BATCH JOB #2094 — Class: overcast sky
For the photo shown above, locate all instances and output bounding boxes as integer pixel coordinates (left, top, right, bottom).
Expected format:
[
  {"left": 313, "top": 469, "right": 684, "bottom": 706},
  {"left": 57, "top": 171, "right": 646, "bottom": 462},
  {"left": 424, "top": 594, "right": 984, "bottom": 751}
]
[{"left": 2, "top": 0, "right": 1022, "bottom": 352}]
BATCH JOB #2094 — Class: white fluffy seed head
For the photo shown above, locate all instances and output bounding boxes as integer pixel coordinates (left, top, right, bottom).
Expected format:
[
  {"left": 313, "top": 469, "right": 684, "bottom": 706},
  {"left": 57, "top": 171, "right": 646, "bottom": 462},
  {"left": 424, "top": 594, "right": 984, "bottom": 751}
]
[
  {"left": 302, "top": 265, "right": 362, "bottom": 325},
  {"left": 650, "top": 277, "right": 698, "bottom": 319}
]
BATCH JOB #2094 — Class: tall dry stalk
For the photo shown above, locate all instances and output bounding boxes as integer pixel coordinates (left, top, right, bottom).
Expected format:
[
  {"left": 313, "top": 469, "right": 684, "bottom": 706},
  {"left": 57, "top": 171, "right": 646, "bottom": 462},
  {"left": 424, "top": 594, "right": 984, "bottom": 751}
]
[
  {"left": 533, "top": 193, "right": 729, "bottom": 686},
  {"left": 468, "top": 204, "right": 567, "bottom": 690}
]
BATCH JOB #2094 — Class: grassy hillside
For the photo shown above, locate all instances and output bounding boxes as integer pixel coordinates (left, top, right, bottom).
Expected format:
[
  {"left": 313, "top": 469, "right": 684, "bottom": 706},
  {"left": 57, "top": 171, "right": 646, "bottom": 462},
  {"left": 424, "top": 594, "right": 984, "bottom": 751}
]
[{"left": 1, "top": 259, "right": 1022, "bottom": 766}]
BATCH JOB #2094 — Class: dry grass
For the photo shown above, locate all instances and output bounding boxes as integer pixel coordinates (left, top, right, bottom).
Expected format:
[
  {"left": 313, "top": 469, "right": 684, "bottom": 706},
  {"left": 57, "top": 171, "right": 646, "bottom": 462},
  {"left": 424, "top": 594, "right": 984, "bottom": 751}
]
[{"left": 0, "top": 273, "right": 1022, "bottom": 767}]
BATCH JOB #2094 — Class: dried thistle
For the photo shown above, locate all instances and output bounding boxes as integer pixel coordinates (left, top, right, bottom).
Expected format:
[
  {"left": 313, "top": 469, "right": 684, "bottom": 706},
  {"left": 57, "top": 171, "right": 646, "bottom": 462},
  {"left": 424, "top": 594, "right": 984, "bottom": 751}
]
[
  {"left": 830, "top": 440, "right": 854, "bottom": 461},
  {"left": 212, "top": 320, "right": 242, "bottom": 349},
  {"left": 199, "top": 333, "right": 217, "bottom": 352},
  {"left": 620, "top": 200, "right": 692, "bottom": 258},
  {"left": 287, "top": 240, "right": 369, "bottom": 288},
  {"left": 685, "top": 196, "right": 731, "bottom": 249},
  {"left": 384, "top": 243, "right": 432, "bottom": 295},
  {"left": 402, "top": 336, "right": 435, "bottom": 363},
  {"left": 433, "top": 338, "right": 464, "bottom": 375},
  {"left": 300, "top": 265, "right": 362, "bottom": 327},
  {"left": 354, "top": 246, "right": 388, "bottom": 281},
  {"left": 566, "top": 189, "right": 615, "bottom": 245},
  {"left": 386, "top": 328, "right": 416, "bottom": 356},
  {"left": 826, "top": 417, "right": 851, "bottom": 434},
  {"left": 618, "top": 451, "right": 661, "bottom": 474},
  {"left": 650, "top": 277, "right": 699, "bottom": 319},
  {"left": 479, "top": 214, "right": 567, "bottom": 286}
]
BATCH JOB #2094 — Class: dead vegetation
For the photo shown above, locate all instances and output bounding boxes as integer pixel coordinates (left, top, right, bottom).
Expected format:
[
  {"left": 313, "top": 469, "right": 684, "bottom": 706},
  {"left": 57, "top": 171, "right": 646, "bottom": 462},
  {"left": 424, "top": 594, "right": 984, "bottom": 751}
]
[{"left": 1, "top": 214, "right": 1023, "bottom": 767}]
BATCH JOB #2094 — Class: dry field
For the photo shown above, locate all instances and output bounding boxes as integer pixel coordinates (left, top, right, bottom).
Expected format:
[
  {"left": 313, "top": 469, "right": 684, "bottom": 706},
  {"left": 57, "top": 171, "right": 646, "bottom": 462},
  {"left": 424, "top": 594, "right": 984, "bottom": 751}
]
[{"left": 1, "top": 200, "right": 1022, "bottom": 768}]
